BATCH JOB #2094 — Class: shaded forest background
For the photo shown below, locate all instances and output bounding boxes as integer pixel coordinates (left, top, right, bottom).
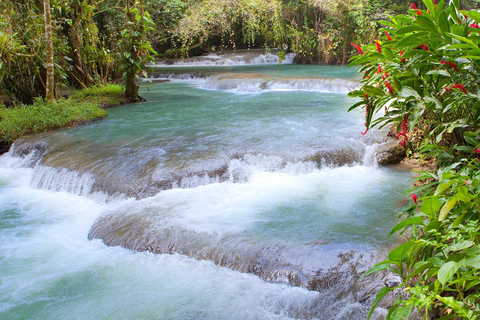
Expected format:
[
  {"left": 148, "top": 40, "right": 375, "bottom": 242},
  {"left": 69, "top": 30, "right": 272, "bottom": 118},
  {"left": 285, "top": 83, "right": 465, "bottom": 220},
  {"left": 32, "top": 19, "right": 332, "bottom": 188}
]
[{"left": 1, "top": 0, "right": 480, "bottom": 104}]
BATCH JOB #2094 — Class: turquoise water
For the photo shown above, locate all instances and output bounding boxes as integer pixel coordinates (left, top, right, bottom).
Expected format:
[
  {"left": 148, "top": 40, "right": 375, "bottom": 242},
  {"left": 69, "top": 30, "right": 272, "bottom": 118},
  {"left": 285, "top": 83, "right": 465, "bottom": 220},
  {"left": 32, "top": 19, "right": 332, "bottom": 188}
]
[
  {"left": 151, "top": 64, "right": 362, "bottom": 80},
  {"left": 0, "top": 63, "right": 410, "bottom": 319}
]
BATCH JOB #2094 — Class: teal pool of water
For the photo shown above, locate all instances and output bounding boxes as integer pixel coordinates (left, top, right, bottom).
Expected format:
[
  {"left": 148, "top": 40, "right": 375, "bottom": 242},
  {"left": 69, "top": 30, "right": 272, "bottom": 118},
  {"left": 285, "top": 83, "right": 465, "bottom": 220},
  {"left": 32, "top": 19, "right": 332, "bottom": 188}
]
[{"left": 1, "top": 64, "right": 410, "bottom": 319}]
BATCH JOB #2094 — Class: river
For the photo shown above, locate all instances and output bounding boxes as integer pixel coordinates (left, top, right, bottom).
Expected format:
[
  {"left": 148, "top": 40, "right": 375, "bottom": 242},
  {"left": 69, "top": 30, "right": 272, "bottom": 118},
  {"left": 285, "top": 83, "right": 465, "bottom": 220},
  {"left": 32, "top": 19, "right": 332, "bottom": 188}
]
[{"left": 0, "top": 51, "right": 412, "bottom": 319}]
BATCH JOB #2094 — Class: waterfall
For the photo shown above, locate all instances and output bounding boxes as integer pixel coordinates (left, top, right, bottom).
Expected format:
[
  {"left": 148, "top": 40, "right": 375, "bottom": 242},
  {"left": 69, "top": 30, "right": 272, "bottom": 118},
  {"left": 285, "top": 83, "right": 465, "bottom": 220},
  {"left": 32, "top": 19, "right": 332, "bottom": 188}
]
[{"left": 0, "top": 65, "right": 411, "bottom": 320}]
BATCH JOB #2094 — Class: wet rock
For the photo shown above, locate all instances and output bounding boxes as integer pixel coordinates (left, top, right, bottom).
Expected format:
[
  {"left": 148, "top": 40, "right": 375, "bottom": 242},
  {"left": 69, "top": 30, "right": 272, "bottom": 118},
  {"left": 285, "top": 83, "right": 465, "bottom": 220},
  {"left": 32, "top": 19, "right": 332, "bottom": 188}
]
[
  {"left": 375, "top": 139, "right": 406, "bottom": 166},
  {"left": 385, "top": 275, "right": 402, "bottom": 287},
  {"left": 0, "top": 140, "right": 10, "bottom": 155}
]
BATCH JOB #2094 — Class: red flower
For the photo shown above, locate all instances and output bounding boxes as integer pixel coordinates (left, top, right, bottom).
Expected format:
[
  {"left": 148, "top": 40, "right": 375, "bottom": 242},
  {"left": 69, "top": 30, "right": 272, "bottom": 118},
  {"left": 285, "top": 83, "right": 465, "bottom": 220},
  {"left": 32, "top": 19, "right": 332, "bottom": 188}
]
[
  {"left": 400, "top": 50, "right": 406, "bottom": 64},
  {"left": 397, "top": 116, "right": 408, "bottom": 146},
  {"left": 361, "top": 121, "right": 368, "bottom": 135},
  {"left": 474, "top": 147, "right": 480, "bottom": 153},
  {"left": 385, "top": 81, "right": 394, "bottom": 94},
  {"left": 440, "top": 59, "right": 459, "bottom": 72},
  {"left": 419, "top": 44, "right": 428, "bottom": 51},
  {"left": 411, "top": 3, "right": 422, "bottom": 15},
  {"left": 452, "top": 83, "right": 468, "bottom": 94},
  {"left": 385, "top": 31, "right": 392, "bottom": 41},
  {"left": 470, "top": 23, "right": 480, "bottom": 28},
  {"left": 445, "top": 84, "right": 467, "bottom": 94},
  {"left": 377, "top": 65, "right": 382, "bottom": 74},
  {"left": 412, "top": 193, "right": 418, "bottom": 205},
  {"left": 375, "top": 41, "right": 382, "bottom": 53},
  {"left": 351, "top": 42, "right": 364, "bottom": 55}
]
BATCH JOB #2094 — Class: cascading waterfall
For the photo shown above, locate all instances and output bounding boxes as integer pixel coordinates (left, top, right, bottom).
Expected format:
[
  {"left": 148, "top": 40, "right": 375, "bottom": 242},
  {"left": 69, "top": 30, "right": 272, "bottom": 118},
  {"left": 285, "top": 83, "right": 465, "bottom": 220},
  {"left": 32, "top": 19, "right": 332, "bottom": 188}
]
[
  {"left": 0, "top": 61, "right": 411, "bottom": 320},
  {"left": 154, "top": 50, "right": 297, "bottom": 67}
]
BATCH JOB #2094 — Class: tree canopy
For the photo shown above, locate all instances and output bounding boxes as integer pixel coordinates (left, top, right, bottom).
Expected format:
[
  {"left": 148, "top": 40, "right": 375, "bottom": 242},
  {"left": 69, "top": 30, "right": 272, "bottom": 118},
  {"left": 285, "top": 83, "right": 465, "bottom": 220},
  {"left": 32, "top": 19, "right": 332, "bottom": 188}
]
[{"left": 0, "top": 0, "right": 419, "bottom": 104}]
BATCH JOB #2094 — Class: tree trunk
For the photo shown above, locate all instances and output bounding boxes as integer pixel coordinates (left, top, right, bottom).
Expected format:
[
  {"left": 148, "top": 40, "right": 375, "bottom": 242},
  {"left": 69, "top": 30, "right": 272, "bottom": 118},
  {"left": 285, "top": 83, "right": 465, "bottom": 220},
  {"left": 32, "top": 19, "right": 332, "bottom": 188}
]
[
  {"left": 44, "top": 0, "right": 55, "bottom": 103},
  {"left": 124, "top": 0, "right": 140, "bottom": 101}
]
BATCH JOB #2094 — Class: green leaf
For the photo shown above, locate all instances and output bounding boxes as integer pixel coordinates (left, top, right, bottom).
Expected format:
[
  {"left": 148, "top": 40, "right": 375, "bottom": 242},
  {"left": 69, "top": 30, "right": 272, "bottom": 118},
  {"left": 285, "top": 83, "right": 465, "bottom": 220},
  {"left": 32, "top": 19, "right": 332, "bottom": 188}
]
[
  {"left": 427, "top": 256, "right": 444, "bottom": 267},
  {"left": 434, "top": 181, "right": 454, "bottom": 196},
  {"left": 438, "top": 261, "right": 459, "bottom": 286},
  {"left": 348, "top": 100, "right": 366, "bottom": 112},
  {"left": 363, "top": 85, "right": 385, "bottom": 96},
  {"left": 463, "top": 255, "right": 480, "bottom": 268},
  {"left": 446, "top": 33, "right": 478, "bottom": 48},
  {"left": 394, "top": 32, "right": 429, "bottom": 49},
  {"left": 465, "top": 11, "right": 480, "bottom": 23},
  {"left": 447, "top": 241, "right": 474, "bottom": 253},
  {"left": 416, "top": 15, "right": 439, "bottom": 35},
  {"left": 389, "top": 304, "right": 414, "bottom": 320},
  {"left": 390, "top": 216, "right": 424, "bottom": 235},
  {"left": 367, "top": 287, "right": 395, "bottom": 320},
  {"left": 421, "top": 197, "right": 442, "bottom": 216},
  {"left": 439, "top": 198, "right": 458, "bottom": 221},
  {"left": 364, "top": 260, "right": 394, "bottom": 277},
  {"left": 456, "top": 186, "right": 470, "bottom": 202},
  {"left": 437, "top": 296, "right": 476, "bottom": 319},
  {"left": 437, "top": 11, "right": 450, "bottom": 34}
]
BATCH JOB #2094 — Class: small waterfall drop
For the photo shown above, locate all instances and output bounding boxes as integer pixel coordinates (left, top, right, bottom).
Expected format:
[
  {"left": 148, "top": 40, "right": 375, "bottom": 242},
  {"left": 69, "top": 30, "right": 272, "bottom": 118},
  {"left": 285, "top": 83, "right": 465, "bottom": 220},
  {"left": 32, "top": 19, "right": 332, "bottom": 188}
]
[
  {"left": 154, "top": 50, "right": 296, "bottom": 67},
  {"left": 31, "top": 165, "right": 95, "bottom": 196}
]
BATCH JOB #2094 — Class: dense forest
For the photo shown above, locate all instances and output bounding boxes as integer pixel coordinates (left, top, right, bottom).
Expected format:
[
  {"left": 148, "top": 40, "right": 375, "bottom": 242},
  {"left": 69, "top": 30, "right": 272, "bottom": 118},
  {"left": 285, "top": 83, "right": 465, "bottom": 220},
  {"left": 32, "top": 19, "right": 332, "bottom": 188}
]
[{"left": 0, "top": 0, "right": 426, "bottom": 104}]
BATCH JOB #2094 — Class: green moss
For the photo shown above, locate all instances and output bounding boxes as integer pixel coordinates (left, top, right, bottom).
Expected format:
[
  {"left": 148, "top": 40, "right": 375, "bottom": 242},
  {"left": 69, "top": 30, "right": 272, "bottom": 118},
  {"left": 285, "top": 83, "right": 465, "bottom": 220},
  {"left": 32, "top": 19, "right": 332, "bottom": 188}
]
[{"left": 0, "top": 84, "right": 127, "bottom": 143}]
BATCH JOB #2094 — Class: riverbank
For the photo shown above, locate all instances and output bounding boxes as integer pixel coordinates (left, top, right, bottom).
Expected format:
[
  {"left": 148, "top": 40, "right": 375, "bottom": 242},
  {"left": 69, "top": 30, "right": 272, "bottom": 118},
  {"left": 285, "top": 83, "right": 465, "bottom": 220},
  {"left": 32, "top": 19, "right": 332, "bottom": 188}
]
[{"left": 0, "top": 84, "right": 128, "bottom": 155}]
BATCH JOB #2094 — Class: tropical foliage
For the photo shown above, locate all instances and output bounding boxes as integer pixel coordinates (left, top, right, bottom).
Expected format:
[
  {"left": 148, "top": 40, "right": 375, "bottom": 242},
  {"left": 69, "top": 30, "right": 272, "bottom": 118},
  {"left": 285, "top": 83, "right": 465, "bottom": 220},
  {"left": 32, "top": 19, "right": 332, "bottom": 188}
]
[
  {"left": 348, "top": 0, "right": 480, "bottom": 318},
  {"left": 0, "top": 0, "right": 417, "bottom": 106}
]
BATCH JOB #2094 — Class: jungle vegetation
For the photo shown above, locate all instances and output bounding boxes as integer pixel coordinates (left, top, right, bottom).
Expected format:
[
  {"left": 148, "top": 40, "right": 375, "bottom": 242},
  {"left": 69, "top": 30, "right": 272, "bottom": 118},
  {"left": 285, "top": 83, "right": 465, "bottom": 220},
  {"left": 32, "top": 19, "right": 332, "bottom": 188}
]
[
  {"left": 349, "top": 0, "right": 480, "bottom": 318},
  {"left": 0, "top": 0, "right": 421, "bottom": 105}
]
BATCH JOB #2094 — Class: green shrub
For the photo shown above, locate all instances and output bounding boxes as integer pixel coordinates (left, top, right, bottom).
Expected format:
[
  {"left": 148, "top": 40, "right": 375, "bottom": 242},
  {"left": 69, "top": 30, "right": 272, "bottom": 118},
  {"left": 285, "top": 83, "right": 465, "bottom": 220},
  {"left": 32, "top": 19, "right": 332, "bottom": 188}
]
[{"left": 348, "top": 0, "right": 480, "bottom": 318}]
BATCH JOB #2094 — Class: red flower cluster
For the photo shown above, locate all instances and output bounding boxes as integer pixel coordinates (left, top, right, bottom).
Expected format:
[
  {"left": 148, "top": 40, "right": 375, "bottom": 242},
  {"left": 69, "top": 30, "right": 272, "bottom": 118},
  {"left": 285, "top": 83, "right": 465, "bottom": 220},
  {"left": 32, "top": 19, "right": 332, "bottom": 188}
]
[
  {"left": 377, "top": 65, "right": 382, "bottom": 74},
  {"left": 362, "top": 108, "right": 369, "bottom": 135},
  {"left": 361, "top": 125, "right": 368, "bottom": 135},
  {"left": 385, "top": 81, "right": 394, "bottom": 94},
  {"left": 400, "top": 50, "right": 406, "bottom": 64},
  {"left": 411, "top": 3, "right": 422, "bottom": 15},
  {"left": 385, "top": 31, "right": 392, "bottom": 41},
  {"left": 474, "top": 147, "right": 480, "bottom": 153},
  {"left": 445, "top": 83, "right": 468, "bottom": 94},
  {"left": 419, "top": 44, "right": 428, "bottom": 51},
  {"left": 440, "top": 59, "right": 459, "bottom": 72},
  {"left": 375, "top": 40, "right": 382, "bottom": 53},
  {"left": 351, "top": 42, "right": 364, "bottom": 55},
  {"left": 470, "top": 23, "right": 480, "bottom": 28},
  {"left": 397, "top": 117, "right": 409, "bottom": 146}
]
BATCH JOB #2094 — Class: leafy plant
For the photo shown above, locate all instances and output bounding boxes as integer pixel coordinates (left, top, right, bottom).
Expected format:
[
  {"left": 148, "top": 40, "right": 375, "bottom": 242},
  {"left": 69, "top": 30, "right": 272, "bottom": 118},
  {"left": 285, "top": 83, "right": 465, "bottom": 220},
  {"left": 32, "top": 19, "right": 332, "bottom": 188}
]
[{"left": 348, "top": 0, "right": 480, "bottom": 318}]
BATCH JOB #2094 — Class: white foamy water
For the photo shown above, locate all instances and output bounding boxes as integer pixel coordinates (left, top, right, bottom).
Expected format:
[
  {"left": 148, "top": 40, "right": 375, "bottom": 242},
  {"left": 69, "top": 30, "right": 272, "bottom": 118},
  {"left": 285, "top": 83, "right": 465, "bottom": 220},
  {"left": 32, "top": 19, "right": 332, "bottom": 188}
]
[
  {"left": 154, "top": 51, "right": 297, "bottom": 67},
  {"left": 31, "top": 165, "right": 95, "bottom": 196},
  {"left": 146, "top": 75, "right": 360, "bottom": 94},
  {"left": 0, "top": 64, "right": 408, "bottom": 319},
  {"left": 0, "top": 152, "right": 404, "bottom": 319},
  {"left": 0, "top": 162, "right": 323, "bottom": 320}
]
